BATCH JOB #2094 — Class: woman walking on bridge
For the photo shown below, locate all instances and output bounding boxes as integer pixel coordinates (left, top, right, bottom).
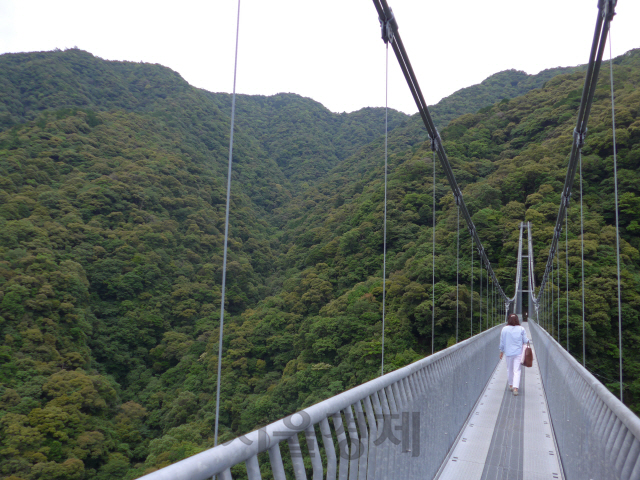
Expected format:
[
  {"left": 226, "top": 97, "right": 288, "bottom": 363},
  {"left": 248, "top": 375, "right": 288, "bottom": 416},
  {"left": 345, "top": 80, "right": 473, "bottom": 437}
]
[{"left": 499, "top": 314, "right": 529, "bottom": 396}]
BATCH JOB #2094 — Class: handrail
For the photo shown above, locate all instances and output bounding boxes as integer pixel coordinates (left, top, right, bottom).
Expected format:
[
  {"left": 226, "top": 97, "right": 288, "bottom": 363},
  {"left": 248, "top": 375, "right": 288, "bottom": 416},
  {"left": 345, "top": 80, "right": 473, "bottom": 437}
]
[
  {"left": 529, "top": 319, "right": 640, "bottom": 478},
  {"left": 138, "top": 325, "right": 502, "bottom": 480}
]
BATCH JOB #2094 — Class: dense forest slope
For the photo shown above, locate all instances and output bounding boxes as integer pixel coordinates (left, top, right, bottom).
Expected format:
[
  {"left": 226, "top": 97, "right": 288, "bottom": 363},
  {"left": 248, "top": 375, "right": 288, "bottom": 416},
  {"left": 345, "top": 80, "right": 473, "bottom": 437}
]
[
  {"left": 0, "top": 47, "right": 639, "bottom": 480},
  {"left": 431, "top": 66, "right": 584, "bottom": 128},
  {"left": 0, "top": 49, "right": 577, "bottom": 190}
]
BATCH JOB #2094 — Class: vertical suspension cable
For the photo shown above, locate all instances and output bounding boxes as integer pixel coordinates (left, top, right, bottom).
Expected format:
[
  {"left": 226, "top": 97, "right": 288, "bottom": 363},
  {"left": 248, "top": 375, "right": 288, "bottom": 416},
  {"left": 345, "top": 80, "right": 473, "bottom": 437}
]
[
  {"left": 552, "top": 252, "right": 555, "bottom": 337},
  {"left": 431, "top": 149, "right": 436, "bottom": 355},
  {"left": 486, "top": 265, "right": 489, "bottom": 330},
  {"left": 381, "top": 43, "right": 389, "bottom": 376},
  {"left": 456, "top": 205, "right": 459, "bottom": 343},
  {"left": 545, "top": 284, "right": 547, "bottom": 329},
  {"left": 565, "top": 209, "right": 570, "bottom": 352},
  {"left": 541, "top": 270, "right": 543, "bottom": 328},
  {"left": 470, "top": 237, "right": 474, "bottom": 336},
  {"left": 579, "top": 150, "right": 587, "bottom": 367},
  {"left": 609, "top": 31, "right": 623, "bottom": 402},
  {"left": 479, "top": 257, "right": 482, "bottom": 332},
  {"left": 489, "top": 278, "right": 494, "bottom": 327},
  {"left": 557, "top": 251, "right": 560, "bottom": 342},
  {"left": 214, "top": 0, "right": 241, "bottom": 449}
]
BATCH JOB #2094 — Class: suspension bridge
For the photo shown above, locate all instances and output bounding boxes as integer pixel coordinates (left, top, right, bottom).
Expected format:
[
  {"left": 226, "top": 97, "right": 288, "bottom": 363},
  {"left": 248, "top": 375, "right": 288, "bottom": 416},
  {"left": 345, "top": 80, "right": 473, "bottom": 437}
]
[{"left": 139, "top": 0, "right": 639, "bottom": 478}]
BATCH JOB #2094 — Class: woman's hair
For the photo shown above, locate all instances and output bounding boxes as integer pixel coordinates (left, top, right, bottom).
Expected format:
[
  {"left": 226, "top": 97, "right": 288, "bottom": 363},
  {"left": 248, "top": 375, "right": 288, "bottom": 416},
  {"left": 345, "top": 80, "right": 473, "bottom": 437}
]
[{"left": 507, "top": 314, "right": 520, "bottom": 326}]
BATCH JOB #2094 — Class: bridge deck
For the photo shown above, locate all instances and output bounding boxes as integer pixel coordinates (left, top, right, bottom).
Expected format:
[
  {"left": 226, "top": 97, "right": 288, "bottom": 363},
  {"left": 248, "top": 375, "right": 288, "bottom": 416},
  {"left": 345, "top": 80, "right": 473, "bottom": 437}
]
[{"left": 436, "top": 323, "right": 564, "bottom": 480}]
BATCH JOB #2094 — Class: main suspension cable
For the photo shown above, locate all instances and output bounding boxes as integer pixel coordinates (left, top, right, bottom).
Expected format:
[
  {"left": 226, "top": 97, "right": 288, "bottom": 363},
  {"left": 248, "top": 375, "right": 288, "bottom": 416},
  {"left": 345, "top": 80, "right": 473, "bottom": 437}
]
[
  {"left": 531, "top": 0, "right": 615, "bottom": 305},
  {"left": 214, "top": 0, "right": 241, "bottom": 449},
  {"left": 372, "top": 0, "right": 509, "bottom": 307}
]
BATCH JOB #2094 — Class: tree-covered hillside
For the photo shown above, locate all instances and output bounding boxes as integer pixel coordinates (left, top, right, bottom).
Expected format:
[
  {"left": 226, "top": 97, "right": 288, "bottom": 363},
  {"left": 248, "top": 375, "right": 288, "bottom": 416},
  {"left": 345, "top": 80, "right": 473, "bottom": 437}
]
[
  {"left": 430, "top": 66, "right": 584, "bottom": 129},
  {"left": 0, "top": 47, "right": 639, "bottom": 480}
]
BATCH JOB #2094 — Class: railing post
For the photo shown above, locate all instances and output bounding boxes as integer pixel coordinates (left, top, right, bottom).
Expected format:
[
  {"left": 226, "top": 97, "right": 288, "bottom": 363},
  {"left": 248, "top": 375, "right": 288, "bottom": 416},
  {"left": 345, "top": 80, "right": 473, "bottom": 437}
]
[
  {"left": 305, "top": 425, "right": 324, "bottom": 480},
  {"left": 363, "top": 396, "right": 378, "bottom": 480},
  {"left": 343, "top": 405, "right": 360, "bottom": 480},
  {"left": 245, "top": 455, "right": 261, "bottom": 480},
  {"left": 332, "top": 413, "right": 349, "bottom": 480},
  {"left": 268, "top": 444, "right": 287, "bottom": 480},
  {"left": 320, "top": 418, "right": 337, "bottom": 480},
  {"left": 288, "top": 434, "right": 307, "bottom": 480}
]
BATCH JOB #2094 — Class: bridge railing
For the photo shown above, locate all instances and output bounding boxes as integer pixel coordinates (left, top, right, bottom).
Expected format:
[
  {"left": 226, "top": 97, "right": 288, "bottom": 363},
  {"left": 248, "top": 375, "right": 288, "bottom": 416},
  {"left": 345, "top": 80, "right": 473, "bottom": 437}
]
[
  {"left": 529, "top": 320, "right": 640, "bottom": 479},
  {"left": 139, "top": 325, "right": 502, "bottom": 480}
]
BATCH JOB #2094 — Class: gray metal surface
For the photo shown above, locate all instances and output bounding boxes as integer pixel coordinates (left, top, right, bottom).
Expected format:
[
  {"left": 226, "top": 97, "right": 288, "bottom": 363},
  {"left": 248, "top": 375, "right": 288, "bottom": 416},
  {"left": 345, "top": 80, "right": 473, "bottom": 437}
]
[
  {"left": 138, "top": 326, "right": 502, "bottom": 480},
  {"left": 480, "top": 367, "right": 525, "bottom": 480},
  {"left": 522, "top": 323, "right": 563, "bottom": 480},
  {"left": 529, "top": 320, "right": 640, "bottom": 479},
  {"left": 437, "top": 357, "right": 507, "bottom": 479}
]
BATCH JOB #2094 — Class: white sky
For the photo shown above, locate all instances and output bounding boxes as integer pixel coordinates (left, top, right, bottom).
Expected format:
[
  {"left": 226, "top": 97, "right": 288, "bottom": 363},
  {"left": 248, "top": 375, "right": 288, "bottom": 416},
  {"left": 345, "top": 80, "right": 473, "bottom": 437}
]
[{"left": 1, "top": 0, "right": 639, "bottom": 114}]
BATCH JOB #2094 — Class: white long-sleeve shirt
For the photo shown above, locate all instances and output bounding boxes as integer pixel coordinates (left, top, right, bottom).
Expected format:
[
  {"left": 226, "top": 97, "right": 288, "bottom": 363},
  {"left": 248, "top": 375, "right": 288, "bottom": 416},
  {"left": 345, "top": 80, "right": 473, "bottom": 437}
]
[{"left": 499, "top": 325, "right": 529, "bottom": 356}]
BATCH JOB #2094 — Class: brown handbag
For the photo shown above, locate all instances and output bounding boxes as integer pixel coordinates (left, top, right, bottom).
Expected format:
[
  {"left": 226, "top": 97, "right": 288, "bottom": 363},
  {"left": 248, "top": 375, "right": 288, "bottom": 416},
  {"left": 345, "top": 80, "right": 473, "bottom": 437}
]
[{"left": 521, "top": 342, "right": 533, "bottom": 368}]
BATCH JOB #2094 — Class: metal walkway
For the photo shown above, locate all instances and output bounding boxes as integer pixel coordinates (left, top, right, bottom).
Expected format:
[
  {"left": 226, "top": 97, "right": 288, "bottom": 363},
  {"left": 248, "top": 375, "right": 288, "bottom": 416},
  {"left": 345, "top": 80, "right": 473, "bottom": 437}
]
[{"left": 436, "top": 322, "right": 563, "bottom": 480}]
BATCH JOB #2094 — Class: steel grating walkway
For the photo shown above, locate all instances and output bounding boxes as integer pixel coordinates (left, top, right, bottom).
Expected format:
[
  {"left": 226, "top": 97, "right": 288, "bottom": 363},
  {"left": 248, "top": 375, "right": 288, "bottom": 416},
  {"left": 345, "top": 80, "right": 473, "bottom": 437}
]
[{"left": 436, "top": 322, "right": 564, "bottom": 480}]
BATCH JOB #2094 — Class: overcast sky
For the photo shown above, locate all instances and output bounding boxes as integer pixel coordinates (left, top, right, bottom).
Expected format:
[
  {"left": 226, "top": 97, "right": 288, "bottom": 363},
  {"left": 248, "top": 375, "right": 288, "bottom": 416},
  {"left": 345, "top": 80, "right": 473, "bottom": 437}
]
[{"left": 1, "top": 0, "right": 639, "bottom": 114}]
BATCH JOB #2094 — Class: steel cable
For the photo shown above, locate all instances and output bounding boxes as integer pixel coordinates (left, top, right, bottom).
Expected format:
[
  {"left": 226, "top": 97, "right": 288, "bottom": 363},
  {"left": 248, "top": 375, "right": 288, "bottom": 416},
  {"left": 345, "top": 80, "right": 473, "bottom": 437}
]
[
  {"left": 381, "top": 43, "right": 389, "bottom": 376},
  {"left": 471, "top": 237, "right": 474, "bottom": 336},
  {"left": 486, "top": 264, "right": 489, "bottom": 330},
  {"left": 372, "top": 0, "right": 509, "bottom": 306},
  {"left": 609, "top": 30, "right": 624, "bottom": 402},
  {"left": 479, "top": 255, "right": 482, "bottom": 332},
  {"left": 565, "top": 210, "right": 569, "bottom": 352},
  {"left": 579, "top": 150, "right": 586, "bottom": 367},
  {"left": 530, "top": 0, "right": 615, "bottom": 304},
  {"left": 214, "top": 0, "right": 241, "bottom": 450},
  {"left": 432, "top": 149, "right": 436, "bottom": 355},
  {"left": 557, "top": 252, "right": 560, "bottom": 342},
  {"left": 456, "top": 205, "right": 459, "bottom": 343},
  {"left": 552, "top": 251, "right": 555, "bottom": 336}
]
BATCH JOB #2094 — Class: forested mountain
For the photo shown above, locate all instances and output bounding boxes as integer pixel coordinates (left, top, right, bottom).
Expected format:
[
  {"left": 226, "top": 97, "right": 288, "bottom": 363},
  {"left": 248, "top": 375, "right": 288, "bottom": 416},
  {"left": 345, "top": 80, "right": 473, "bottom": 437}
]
[
  {"left": 0, "top": 47, "right": 639, "bottom": 480},
  {"left": 430, "top": 66, "right": 584, "bottom": 128},
  {"left": 0, "top": 49, "right": 576, "bottom": 190}
]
